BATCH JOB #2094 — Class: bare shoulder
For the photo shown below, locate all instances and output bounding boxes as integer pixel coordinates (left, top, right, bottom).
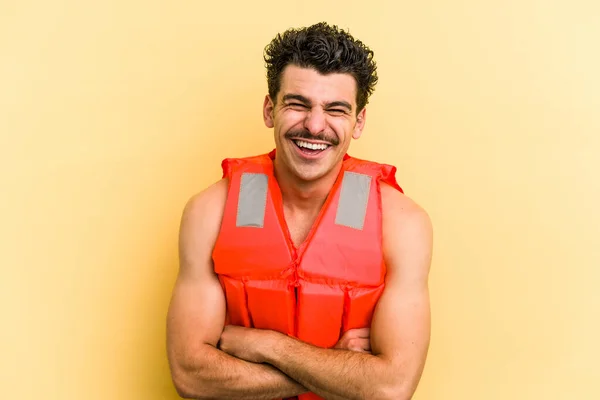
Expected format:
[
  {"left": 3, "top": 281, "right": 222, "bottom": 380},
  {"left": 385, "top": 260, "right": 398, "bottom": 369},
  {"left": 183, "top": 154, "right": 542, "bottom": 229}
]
[
  {"left": 178, "top": 178, "right": 229, "bottom": 277},
  {"left": 181, "top": 178, "right": 229, "bottom": 224},
  {"left": 381, "top": 183, "right": 431, "bottom": 230},
  {"left": 380, "top": 183, "right": 433, "bottom": 279}
]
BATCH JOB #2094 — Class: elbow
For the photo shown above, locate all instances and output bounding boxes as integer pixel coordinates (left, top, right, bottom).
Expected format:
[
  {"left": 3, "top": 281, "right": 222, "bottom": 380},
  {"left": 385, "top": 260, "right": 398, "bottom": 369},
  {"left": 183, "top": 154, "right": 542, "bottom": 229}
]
[
  {"left": 372, "top": 388, "right": 409, "bottom": 400},
  {"left": 170, "top": 362, "right": 215, "bottom": 400},
  {"left": 167, "top": 341, "right": 225, "bottom": 400},
  {"left": 388, "top": 387, "right": 412, "bottom": 400},
  {"left": 374, "top": 363, "right": 420, "bottom": 400},
  {"left": 373, "top": 381, "right": 414, "bottom": 400},
  {"left": 173, "top": 383, "right": 193, "bottom": 399},
  {"left": 171, "top": 368, "right": 197, "bottom": 399},
  {"left": 172, "top": 375, "right": 215, "bottom": 400}
]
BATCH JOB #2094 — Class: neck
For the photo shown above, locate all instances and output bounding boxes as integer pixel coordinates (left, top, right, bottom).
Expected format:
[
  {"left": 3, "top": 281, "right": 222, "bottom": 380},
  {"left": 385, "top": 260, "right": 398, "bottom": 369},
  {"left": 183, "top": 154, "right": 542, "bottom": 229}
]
[{"left": 273, "top": 159, "right": 342, "bottom": 215}]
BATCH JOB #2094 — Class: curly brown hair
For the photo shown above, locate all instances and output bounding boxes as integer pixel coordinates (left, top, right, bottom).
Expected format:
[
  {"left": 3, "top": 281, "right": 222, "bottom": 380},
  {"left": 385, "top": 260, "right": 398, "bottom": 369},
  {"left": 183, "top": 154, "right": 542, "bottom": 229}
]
[{"left": 264, "top": 22, "right": 378, "bottom": 113}]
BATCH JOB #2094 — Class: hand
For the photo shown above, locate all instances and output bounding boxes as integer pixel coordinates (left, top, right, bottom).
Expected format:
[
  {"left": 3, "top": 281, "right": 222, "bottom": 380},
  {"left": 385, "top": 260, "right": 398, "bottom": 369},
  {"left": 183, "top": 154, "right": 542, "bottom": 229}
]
[
  {"left": 334, "top": 328, "right": 371, "bottom": 353},
  {"left": 218, "top": 325, "right": 273, "bottom": 363}
]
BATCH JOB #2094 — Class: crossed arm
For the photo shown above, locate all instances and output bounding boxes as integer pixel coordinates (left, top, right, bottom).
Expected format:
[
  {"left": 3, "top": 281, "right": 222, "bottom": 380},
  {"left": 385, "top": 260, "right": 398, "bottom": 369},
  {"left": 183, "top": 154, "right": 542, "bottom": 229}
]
[
  {"left": 167, "top": 181, "right": 306, "bottom": 399},
  {"left": 166, "top": 181, "right": 433, "bottom": 400}
]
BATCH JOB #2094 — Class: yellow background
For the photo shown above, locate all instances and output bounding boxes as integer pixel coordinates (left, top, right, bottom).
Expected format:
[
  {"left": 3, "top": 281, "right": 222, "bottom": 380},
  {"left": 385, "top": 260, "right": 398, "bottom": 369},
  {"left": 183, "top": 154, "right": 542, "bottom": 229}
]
[{"left": 1, "top": 1, "right": 599, "bottom": 399}]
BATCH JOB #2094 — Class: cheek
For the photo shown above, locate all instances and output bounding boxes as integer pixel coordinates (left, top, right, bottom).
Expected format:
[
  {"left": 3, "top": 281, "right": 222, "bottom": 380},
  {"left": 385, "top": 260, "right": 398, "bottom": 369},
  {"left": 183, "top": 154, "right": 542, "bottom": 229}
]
[
  {"left": 276, "top": 113, "right": 305, "bottom": 133},
  {"left": 330, "top": 119, "right": 354, "bottom": 139}
]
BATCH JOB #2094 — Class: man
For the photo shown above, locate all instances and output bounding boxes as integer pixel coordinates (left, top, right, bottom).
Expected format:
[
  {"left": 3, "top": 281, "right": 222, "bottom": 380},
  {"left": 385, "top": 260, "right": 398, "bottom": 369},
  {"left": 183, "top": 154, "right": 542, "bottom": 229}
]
[{"left": 167, "top": 22, "right": 433, "bottom": 400}]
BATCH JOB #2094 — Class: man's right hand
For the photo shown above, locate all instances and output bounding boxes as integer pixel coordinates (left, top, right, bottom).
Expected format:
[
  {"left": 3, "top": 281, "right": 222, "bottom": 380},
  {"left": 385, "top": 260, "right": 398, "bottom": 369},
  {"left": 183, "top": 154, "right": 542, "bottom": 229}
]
[{"left": 334, "top": 328, "right": 371, "bottom": 353}]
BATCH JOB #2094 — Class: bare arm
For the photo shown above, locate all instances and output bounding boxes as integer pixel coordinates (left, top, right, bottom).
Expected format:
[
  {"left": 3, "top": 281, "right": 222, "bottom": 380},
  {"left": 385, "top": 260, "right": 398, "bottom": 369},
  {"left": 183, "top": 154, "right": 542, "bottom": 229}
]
[
  {"left": 166, "top": 180, "right": 308, "bottom": 399},
  {"left": 221, "top": 185, "right": 433, "bottom": 400}
]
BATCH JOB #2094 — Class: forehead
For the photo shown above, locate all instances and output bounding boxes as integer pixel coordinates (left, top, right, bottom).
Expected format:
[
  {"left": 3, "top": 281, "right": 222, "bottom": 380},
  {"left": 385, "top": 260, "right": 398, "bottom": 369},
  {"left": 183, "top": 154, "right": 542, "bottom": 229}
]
[{"left": 278, "top": 65, "right": 357, "bottom": 105}]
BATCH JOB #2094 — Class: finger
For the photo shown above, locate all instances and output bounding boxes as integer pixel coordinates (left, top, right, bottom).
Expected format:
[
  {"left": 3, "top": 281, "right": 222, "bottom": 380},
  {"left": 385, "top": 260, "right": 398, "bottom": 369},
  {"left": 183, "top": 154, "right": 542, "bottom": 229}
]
[
  {"left": 347, "top": 338, "right": 370, "bottom": 352},
  {"left": 352, "top": 338, "right": 371, "bottom": 352},
  {"left": 362, "top": 339, "right": 371, "bottom": 352},
  {"left": 349, "top": 327, "right": 370, "bottom": 338},
  {"left": 342, "top": 328, "right": 368, "bottom": 339}
]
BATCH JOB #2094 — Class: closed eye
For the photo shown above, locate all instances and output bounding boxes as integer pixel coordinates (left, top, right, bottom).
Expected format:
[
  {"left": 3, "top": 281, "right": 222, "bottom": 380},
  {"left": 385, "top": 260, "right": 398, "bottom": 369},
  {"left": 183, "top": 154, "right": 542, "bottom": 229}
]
[{"left": 288, "top": 103, "right": 309, "bottom": 110}]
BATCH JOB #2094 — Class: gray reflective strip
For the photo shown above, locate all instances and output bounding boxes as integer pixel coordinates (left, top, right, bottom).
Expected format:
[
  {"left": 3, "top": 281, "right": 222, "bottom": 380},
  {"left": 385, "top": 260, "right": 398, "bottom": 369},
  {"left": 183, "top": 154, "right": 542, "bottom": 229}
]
[
  {"left": 236, "top": 173, "right": 269, "bottom": 228},
  {"left": 335, "top": 171, "right": 371, "bottom": 230}
]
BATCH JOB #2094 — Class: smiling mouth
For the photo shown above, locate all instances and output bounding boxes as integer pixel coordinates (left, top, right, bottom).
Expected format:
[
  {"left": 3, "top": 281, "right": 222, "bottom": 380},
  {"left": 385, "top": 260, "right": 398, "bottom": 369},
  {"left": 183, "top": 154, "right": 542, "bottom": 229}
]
[{"left": 292, "top": 139, "right": 332, "bottom": 156}]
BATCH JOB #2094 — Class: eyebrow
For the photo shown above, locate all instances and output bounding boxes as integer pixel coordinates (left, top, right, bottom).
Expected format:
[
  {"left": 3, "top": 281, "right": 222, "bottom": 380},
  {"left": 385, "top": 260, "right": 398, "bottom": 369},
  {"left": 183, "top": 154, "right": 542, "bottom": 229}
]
[
  {"left": 326, "top": 101, "right": 352, "bottom": 111},
  {"left": 281, "top": 94, "right": 353, "bottom": 112},
  {"left": 282, "top": 94, "right": 311, "bottom": 105}
]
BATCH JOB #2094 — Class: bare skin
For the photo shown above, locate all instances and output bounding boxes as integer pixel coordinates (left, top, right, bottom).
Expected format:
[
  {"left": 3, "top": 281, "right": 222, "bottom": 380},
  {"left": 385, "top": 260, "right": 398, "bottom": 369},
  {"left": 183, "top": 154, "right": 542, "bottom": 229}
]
[
  {"left": 217, "top": 184, "right": 432, "bottom": 400},
  {"left": 167, "top": 179, "right": 377, "bottom": 399},
  {"left": 167, "top": 179, "right": 306, "bottom": 400},
  {"left": 167, "top": 65, "right": 433, "bottom": 400}
]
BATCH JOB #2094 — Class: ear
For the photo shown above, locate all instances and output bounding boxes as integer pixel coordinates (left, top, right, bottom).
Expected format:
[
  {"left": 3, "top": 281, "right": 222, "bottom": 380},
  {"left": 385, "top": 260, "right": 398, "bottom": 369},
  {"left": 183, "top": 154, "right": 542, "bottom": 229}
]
[
  {"left": 263, "top": 95, "right": 275, "bottom": 128},
  {"left": 352, "top": 107, "right": 367, "bottom": 139}
]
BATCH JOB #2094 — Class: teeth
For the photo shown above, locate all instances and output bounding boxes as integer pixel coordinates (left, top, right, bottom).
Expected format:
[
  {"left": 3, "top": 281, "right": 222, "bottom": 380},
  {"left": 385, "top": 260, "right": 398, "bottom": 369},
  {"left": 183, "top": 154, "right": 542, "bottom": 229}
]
[{"left": 294, "top": 140, "right": 329, "bottom": 150}]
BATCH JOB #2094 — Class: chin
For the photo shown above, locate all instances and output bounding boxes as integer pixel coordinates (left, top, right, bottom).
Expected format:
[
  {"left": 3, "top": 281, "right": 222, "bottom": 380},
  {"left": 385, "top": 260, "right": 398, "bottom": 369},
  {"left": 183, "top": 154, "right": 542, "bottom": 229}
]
[{"left": 290, "top": 162, "right": 336, "bottom": 183}]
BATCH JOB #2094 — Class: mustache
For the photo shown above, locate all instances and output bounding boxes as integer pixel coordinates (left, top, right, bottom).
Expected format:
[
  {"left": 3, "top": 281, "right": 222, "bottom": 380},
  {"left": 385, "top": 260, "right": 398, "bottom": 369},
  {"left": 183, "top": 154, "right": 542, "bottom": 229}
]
[{"left": 284, "top": 129, "right": 339, "bottom": 146}]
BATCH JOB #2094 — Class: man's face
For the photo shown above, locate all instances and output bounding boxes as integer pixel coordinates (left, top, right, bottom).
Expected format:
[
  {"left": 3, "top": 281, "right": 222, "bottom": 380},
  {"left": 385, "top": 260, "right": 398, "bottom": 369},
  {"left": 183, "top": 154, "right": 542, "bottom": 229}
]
[{"left": 263, "top": 65, "right": 366, "bottom": 183}]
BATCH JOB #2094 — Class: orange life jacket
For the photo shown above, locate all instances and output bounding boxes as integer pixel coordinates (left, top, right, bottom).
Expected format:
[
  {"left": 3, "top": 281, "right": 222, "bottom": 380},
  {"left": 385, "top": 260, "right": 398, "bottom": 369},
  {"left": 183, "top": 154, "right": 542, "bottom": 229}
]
[{"left": 212, "top": 149, "right": 403, "bottom": 400}]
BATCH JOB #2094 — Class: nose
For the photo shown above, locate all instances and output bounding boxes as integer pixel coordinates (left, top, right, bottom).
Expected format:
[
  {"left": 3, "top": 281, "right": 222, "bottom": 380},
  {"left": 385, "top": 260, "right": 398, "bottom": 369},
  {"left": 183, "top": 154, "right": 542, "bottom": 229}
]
[{"left": 303, "top": 108, "right": 327, "bottom": 136}]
